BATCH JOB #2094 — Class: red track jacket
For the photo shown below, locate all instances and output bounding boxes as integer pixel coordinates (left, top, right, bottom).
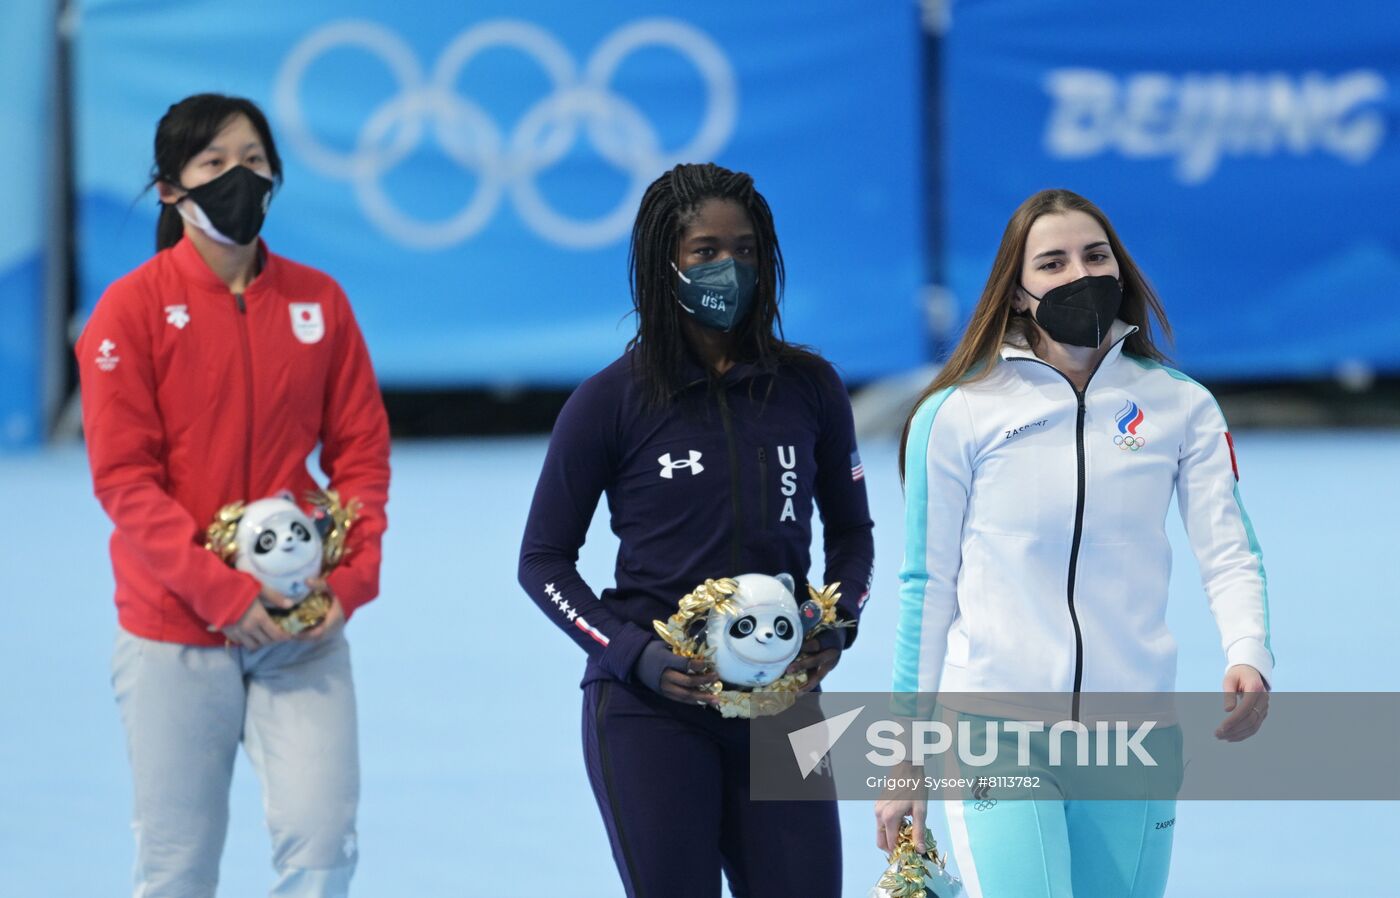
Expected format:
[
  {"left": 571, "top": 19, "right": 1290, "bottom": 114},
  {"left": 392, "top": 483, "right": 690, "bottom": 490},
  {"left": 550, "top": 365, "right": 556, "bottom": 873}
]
[{"left": 77, "top": 237, "right": 391, "bottom": 645}]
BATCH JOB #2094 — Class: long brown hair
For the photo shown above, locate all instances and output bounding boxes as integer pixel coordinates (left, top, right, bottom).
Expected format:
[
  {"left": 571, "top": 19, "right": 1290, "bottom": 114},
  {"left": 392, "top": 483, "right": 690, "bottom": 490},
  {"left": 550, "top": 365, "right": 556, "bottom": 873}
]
[{"left": 900, "top": 189, "right": 1174, "bottom": 474}]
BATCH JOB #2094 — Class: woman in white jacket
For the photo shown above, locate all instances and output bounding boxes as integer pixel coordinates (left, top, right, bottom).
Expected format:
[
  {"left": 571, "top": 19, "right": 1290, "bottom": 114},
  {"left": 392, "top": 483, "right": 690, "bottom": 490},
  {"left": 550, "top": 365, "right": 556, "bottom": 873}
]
[{"left": 875, "top": 189, "right": 1271, "bottom": 897}]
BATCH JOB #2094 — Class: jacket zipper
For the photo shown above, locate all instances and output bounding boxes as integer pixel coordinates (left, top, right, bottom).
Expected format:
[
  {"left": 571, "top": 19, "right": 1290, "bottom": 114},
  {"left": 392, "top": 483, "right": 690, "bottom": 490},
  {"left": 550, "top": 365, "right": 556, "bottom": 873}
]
[
  {"left": 234, "top": 293, "right": 255, "bottom": 501},
  {"left": 757, "top": 446, "right": 768, "bottom": 530},
  {"left": 716, "top": 389, "right": 742, "bottom": 572},
  {"left": 1067, "top": 387, "right": 1087, "bottom": 722},
  {"left": 1005, "top": 339, "right": 1126, "bottom": 722}
]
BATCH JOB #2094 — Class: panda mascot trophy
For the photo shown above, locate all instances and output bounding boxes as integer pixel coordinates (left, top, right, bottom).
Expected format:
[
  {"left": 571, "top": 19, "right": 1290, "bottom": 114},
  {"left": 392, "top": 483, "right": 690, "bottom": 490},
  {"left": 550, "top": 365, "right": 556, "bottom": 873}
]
[
  {"left": 205, "top": 489, "right": 359, "bottom": 634},
  {"left": 652, "top": 572, "right": 851, "bottom": 718}
]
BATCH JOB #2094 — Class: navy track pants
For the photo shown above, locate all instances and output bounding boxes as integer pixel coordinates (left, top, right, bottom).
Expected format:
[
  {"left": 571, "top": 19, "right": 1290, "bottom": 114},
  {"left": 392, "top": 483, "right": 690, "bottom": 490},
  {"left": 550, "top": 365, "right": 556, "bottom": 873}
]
[{"left": 582, "top": 679, "right": 841, "bottom": 898}]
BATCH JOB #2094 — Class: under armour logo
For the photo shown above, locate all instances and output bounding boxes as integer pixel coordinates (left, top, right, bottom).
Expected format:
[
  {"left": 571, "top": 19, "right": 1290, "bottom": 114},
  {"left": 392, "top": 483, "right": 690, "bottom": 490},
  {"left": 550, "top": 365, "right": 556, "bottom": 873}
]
[
  {"left": 164, "top": 304, "right": 190, "bottom": 329},
  {"left": 658, "top": 450, "right": 704, "bottom": 479}
]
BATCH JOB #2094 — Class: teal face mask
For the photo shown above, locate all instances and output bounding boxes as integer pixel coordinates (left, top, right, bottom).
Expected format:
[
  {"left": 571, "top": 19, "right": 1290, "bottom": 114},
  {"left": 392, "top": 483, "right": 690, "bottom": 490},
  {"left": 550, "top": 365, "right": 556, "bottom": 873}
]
[{"left": 671, "top": 258, "right": 758, "bottom": 333}]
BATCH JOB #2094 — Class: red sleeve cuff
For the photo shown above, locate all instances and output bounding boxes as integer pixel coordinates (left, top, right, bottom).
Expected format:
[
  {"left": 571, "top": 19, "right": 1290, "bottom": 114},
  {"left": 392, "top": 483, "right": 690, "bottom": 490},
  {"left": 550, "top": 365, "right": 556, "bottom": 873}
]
[
  {"left": 326, "top": 565, "right": 377, "bottom": 620},
  {"left": 202, "top": 576, "right": 263, "bottom": 631}
]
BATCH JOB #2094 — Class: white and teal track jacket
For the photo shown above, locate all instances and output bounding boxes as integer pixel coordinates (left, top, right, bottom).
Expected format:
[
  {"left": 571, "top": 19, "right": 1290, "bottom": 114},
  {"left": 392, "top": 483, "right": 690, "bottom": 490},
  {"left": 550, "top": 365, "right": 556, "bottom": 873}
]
[{"left": 894, "top": 321, "right": 1272, "bottom": 711}]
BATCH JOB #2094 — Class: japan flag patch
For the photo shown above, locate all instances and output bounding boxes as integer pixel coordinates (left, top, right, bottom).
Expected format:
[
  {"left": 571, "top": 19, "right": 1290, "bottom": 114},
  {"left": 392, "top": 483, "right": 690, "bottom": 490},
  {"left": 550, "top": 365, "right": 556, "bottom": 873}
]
[{"left": 289, "top": 303, "right": 324, "bottom": 344}]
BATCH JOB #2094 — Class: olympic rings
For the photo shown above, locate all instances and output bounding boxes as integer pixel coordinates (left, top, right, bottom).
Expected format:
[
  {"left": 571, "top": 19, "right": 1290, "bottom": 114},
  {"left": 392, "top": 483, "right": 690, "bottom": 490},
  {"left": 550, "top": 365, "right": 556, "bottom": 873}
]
[
  {"left": 1114, "top": 434, "right": 1147, "bottom": 451},
  {"left": 273, "top": 18, "right": 738, "bottom": 249}
]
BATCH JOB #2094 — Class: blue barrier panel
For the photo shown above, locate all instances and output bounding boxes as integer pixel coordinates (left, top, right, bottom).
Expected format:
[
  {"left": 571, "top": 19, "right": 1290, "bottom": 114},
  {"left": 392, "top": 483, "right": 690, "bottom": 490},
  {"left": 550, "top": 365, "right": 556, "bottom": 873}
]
[
  {"left": 0, "top": 1, "right": 51, "bottom": 449},
  {"left": 75, "top": 1, "right": 922, "bottom": 386},
  {"left": 943, "top": 0, "right": 1400, "bottom": 379}
]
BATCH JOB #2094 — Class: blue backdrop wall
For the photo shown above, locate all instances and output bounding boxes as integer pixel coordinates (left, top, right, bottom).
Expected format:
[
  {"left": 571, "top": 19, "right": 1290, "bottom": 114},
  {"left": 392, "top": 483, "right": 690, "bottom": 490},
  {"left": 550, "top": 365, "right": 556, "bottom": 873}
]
[
  {"left": 73, "top": 0, "right": 925, "bottom": 387},
  {"left": 0, "top": 1, "right": 52, "bottom": 449},
  {"left": 2, "top": 0, "right": 1390, "bottom": 451},
  {"left": 942, "top": 0, "right": 1400, "bottom": 380}
]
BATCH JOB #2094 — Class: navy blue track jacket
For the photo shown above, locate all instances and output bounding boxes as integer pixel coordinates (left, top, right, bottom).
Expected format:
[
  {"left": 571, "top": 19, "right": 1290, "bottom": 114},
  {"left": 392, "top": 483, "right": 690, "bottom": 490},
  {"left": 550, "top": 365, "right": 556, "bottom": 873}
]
[{"left": 518, "top": 350, "right": 876, "bottom": 688}]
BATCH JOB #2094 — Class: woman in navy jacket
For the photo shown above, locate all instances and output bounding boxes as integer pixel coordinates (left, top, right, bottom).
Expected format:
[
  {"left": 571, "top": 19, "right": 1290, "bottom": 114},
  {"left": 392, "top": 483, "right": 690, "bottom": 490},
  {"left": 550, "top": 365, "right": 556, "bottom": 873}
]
[{"left": 518, "top": 162, "right": 874, "bottom": 897}]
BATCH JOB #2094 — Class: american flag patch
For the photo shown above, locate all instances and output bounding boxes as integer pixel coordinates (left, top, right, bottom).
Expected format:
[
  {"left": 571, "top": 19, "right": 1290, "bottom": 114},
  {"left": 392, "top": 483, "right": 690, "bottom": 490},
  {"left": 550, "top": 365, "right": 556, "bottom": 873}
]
[
  {"left": 850, "top": 450, "right": 864, "bottom": 482},
  {"left": 574, "top": 616, "right": 610, "bottom": 646}
]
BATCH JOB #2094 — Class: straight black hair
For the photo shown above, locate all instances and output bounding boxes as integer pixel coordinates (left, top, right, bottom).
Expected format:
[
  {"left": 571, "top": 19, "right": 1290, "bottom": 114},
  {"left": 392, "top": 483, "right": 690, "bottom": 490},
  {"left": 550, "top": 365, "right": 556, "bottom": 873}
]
[
  {"left": 627, "top": 162, "right": 818, "bottom": 407},
  {"left": 148, "top": 94, "right": 283, "bottom": 251}
]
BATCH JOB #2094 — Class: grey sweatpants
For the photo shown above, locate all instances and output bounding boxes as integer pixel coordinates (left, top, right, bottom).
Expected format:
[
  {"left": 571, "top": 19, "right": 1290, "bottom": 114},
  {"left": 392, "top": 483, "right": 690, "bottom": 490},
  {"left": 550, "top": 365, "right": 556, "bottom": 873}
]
[{"left": 111, "top": 627, "right": 359, "bottom": 898}]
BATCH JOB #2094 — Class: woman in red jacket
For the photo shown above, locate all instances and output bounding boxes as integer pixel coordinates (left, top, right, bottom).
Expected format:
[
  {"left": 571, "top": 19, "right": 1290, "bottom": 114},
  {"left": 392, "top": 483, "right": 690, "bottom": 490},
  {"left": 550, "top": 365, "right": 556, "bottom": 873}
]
[{"left": 76, "top": 94, "right": 390, "bottom": 898}]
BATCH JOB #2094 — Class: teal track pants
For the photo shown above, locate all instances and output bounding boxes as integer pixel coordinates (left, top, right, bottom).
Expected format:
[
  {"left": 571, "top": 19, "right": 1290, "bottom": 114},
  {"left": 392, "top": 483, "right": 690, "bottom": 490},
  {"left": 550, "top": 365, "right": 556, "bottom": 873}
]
[
  {"left": 945, "top": 796, "right": 1176, "bottom": 897},
  {"left": 937, "top": 707, "right": 1181, "bottom": 897}
]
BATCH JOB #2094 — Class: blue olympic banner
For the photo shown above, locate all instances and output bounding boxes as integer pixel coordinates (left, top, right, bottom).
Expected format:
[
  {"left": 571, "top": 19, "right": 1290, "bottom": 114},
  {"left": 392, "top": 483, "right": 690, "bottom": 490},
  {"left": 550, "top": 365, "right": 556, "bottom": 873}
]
[
  {"left": 942, "top": 0, "right": 1400, "bottom": 380},
  {"left": 75, "top": 1, "right": 922, "bottom": 386},
  {"left": 0, "top": 1, "right": 52, "bottom": 450}
]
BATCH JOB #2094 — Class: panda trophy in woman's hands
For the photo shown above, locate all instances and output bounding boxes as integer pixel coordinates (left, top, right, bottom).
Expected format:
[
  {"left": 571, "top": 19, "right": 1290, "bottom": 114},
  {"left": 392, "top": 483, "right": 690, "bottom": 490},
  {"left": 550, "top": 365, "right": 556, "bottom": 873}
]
[
  {"left": 235, "top": 497, "right": 322, "bottom": 601},
  {"left": 706, "top": 573, "right": 804, "bottom": 687},
  {"left": 654, "top": 573, "right": 851, "bottom": 717},
  {"left": 206, "top": 490, "right": 360, "bottom": 634}
]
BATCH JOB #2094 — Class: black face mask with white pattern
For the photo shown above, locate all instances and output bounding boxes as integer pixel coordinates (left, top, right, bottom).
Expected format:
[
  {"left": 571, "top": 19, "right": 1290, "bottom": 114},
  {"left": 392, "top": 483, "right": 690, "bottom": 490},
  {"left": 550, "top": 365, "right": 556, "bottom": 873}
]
[
  {"left": 1021, "top": 275, "right": 1122, "bottom": 348},
  {"left": 176, "top": 165, "right": 274, "bottom": 246}
]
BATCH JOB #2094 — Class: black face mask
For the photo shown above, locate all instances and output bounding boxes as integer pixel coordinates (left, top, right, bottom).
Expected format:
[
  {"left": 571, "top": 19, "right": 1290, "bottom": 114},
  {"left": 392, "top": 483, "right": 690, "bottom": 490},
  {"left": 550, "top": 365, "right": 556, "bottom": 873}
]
[
  {"left": 1021, "top": 275, "right": 1123, "bottom": 348},
  {"left": 177, "top": 165, "right": 274, "bottom": 246}
]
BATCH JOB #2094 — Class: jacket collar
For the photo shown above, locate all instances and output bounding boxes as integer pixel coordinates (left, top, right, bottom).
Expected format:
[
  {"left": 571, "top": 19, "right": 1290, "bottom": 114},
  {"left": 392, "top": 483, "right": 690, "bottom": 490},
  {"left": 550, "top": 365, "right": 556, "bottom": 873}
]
[
  {"left": 171, "top": 236, "right": 278, "bottom": 295},
  {"left": 999, "top": 319, "right": 1139, "bottom": 368},
  {"left": 675, "top": 352, "right": 774, "bottom": 393}
]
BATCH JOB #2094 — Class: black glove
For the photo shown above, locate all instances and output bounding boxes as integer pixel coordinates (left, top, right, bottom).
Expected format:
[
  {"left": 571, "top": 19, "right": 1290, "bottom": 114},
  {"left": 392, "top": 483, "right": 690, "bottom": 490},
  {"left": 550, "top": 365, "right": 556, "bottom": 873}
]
[
  {"left": 810, "top": 627, "right": 846, "bottom": 655},
  {"left": 634, "top": 639, "right": 692, "bottom": 694}
]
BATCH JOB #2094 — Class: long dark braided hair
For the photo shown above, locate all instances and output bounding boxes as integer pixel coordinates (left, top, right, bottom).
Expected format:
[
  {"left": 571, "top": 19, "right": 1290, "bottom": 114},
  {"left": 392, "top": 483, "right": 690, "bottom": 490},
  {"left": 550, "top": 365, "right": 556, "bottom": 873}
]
[{"left": 627, "top": 162, "right": 817, "bottom": 407}]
